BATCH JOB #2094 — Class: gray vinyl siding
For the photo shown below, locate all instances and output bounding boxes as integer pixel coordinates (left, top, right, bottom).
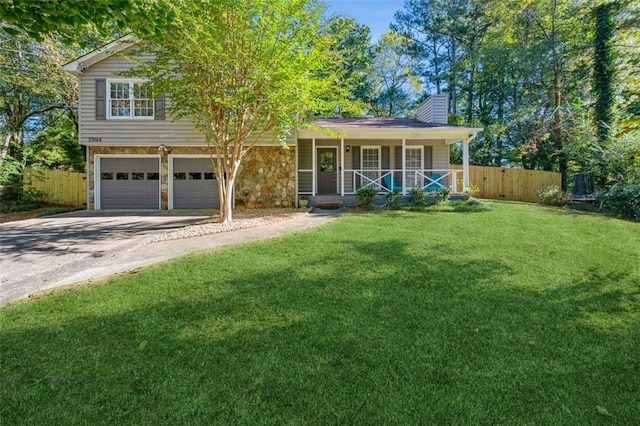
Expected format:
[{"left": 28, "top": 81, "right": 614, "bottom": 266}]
[
  {"left": 416, "top": 94, "right": 448, "bottom": 124},
  {"left": 78, "top": 46, "right": 293, "bottom": 147}
]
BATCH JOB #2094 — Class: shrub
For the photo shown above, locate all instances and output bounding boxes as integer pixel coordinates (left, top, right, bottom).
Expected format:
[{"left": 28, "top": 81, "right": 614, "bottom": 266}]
[
  {"left": 385, "top": 190, "right": 401, "bottom": 208},
  {"left": 428, "top": 187, "right": 451, "bottom": 205},
  {"left": 0, "top": 155, "right": 23, "bottom": 202},
  {"left": 356, "top": 187, "right": 378, "bottom": 209},
  {"left": 537, "top": 185, "right": 569, "bottom": 206},
  {"left": 461, "top": 183, "right": 480, "bottom": 201},
  {"left": 409, "top": 187, "right": 426, "bottom": 205},
  {"left": 21, "top": 187, "right": 47, "bottom": 203},
  {"left": 449, "top": 197, "right": 492, "bottom": 212},
  {"left": 596, "top": 183, "right": 640, "bottom": 220}
]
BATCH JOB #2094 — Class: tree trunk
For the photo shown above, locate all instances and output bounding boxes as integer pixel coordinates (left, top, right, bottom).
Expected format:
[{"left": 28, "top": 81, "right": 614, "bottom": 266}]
[
  {"left": 467, "top": 56, "right": 476, "bottom": 124},
  {"left": 495, "top": 72, "right": 505, "bottom": 166},
  {"left": 215, "top": 146, "right": 245, "bottom": 224},
  {"left": 449, "top": 37, "right": 457, "bottom": 116},
  {"left": 550, "top": 0, "right": 567, "bottom": 190},
  {"left": 0, "top": 133, "right": 11, "bottom": 171},
  {"left": 433, "top": 37, "right": 441, "bottom": 94},
  {"left": 593, "top": 2, "right": 617, "bottom": 146}
]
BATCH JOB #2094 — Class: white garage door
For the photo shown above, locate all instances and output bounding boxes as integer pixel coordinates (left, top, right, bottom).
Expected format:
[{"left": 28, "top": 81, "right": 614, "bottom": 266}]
[
  {"left": 100, "top": 158, "right": 160, "bottom": 209},
  {"left": 173, "top": 157, "right": 219, "bottom": 208}
]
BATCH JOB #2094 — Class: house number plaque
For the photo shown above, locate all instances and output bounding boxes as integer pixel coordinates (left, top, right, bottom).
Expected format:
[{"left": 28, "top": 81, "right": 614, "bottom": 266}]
[{"left": 88, "top": 137, "right": 102, "bottom": 142}]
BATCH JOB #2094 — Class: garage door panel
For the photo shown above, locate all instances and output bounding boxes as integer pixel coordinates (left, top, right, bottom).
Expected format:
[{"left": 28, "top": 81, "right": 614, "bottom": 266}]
[
  {"left": 173, "top": 158, "right": 219, "bottom": 208},
  {"left": 100, "top": 158, "right": 159, "bottom": 209}
]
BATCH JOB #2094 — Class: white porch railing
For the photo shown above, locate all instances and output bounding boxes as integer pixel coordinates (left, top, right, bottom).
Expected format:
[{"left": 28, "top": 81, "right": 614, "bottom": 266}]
[
  {"left": 347, "top": 169, "right": 462, "bottom": 195},
  {"left": 297, "top": 168, "right": 464, "bottom": 196}
]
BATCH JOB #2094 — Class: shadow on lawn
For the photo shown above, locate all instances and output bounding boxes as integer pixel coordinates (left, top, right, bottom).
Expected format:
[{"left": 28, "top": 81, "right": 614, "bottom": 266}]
[{"left": 1, "top": 236, "right": 639, "bottom": 424}]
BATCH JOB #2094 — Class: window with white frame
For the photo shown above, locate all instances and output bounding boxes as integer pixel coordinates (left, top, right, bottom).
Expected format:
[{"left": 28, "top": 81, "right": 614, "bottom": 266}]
[
  {"left": 108, "top": 80, "right": 153, "bottom": 119},
  {"left": 361, "top": 147, "right": 380, "bottom": 188},
  {"left": 405, "top": 147, "right": 423, "bottom": 189}
]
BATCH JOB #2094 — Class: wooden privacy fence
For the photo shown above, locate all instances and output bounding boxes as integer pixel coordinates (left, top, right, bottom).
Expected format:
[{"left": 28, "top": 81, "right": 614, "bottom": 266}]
[
  {"left": 451, "top": 165, "right": 561, "bottom": 203},
  {"left": 20, "top": 165, "right": 558, "bottom": 207},
  {"left": 23, "top": 167, "right": 86, "bottom": 206}
]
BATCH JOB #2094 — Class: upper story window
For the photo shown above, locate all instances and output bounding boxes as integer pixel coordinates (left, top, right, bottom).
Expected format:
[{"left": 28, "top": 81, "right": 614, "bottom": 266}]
[{"left": 108, "top": 80, "right": 153, "bottom": 119}]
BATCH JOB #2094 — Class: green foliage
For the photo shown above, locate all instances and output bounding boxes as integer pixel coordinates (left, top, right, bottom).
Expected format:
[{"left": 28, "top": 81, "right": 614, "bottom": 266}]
[
  {"left": 408, "top": 187, "right": 426, "bottom": 205},
  {"left": 384, "top": 190, "right": 401, "bottom": 208},
  {"left": 3, "top": 203, "right": 638, "bottom": 424},
  {"left": 0, "top": 34, "right": 80, "bottom": 179},
  {"left": 0, "top": 156, "right": 23, "bottom": 201},
  {"left": 367, "top": 31, "right": 422, "bottom": 117},
  {"left": 461, "top": 183, "right": 480, "bottom": 201},
  {"left": 24, "top": 116, "right": 84, "bottom": 172},
  {"left": 602, "top": 132, "right": 640, "bottom": 183},
  {"left": 317, "top": 16, "right": 372, "bottom": 117},
  {"left": 0, "top": 201, "right": 47, "bottom": 214},
  {"left": 428, "top": 187, "right": 451, "bottom": 205},
  {"left": 356, "top": 187, "right": 378, "bottom": 208},
  {"left": 448, "top": 197, "right": 492, "bottom": 212},
  {"left": 20, "top": 187, "right": 47, "bottom": 203},
  {"left": 596, "top": 182, "right": 640, "bottom": 220},
  {"left": 392, "top": 0, "right": 639, "bottom": 189},
  {"left": 593, "top": 2, "right": 618, "bottom": 145},
  {"left": 537, "top": 185, "right": 569, "bottom": 206},
  {"left": 398, "top": 197, "right": 492, "bottom": 213},
  {"left": 134, "top": 0, "right": 332, "bottom": 222},
  {"left": 0, "top": 0, "right": 174, "bottom": 44}
]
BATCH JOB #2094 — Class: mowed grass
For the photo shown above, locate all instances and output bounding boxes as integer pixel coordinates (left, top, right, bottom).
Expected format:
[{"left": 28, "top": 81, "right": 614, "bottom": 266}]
[{"left": 1, "top": 202, "right": 639, "bottom": 424}]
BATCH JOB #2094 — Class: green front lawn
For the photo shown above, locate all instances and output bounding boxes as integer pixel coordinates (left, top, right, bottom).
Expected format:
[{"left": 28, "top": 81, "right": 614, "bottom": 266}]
[{"left": 1, "top": 202, "right": 639, "bottom": 424}]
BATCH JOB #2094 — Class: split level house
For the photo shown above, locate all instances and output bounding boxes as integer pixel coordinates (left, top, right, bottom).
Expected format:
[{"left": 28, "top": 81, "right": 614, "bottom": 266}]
[{"left": 63, "top": 35, "right": 483, "bottom": 210}]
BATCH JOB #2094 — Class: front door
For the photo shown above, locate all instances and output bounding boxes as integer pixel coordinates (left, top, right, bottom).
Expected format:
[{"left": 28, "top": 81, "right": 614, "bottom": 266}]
[{"left": 317, "top": 148, "right": 337, "bottom": 194}]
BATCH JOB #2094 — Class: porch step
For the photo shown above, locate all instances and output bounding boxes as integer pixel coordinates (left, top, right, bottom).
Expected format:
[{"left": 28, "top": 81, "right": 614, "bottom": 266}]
[{"left": 313, "top": 201, "right": 344, "bottom": 210}]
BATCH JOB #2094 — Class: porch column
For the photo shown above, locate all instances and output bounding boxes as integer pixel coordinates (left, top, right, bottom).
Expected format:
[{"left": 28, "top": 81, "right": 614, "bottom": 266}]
[
  {"left": 312, "top": 138, "right": 316, "bottom": 195},
  {"left": 340, "top": 137, "right": 345, "bottom": 196},
  {"left": 462, "top": 138, "right": 470, "bottom": 190},
  {"left": 401, "top": 138, "right": 406, "bottom": 195},
  {"left": 295, "top": 137, "right": 299, "bottom": 207}
]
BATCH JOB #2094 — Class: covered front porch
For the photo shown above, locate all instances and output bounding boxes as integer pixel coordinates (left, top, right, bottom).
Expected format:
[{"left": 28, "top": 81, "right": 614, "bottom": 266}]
[{"left": 295, "top": 123, "right": 480, "bottom": 204}]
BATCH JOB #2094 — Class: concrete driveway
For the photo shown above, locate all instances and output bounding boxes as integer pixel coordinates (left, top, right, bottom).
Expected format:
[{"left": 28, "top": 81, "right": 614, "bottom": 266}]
[
  {"left": 0, "top": 210, "right": 214, "bottom": 305},
  {"left": 0, "top": 209, "right": 336, "bottom": 306}
]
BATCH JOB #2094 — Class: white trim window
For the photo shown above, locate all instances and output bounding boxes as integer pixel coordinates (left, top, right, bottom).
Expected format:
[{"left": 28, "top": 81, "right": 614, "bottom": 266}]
[
  {"left": 361, "top": 146, "right": 380, "bottom": 188},
  {"left": 108, "top": 80, "right": 153, "bottom": 119},
  {"left": 405, "top": 147, "right": 423, "bottom": 189}
]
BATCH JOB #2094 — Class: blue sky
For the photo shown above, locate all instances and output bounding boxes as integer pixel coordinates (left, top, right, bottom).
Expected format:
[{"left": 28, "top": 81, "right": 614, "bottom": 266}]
[{"left": 324, "top": 0, "right": 406, "bottom": 42}]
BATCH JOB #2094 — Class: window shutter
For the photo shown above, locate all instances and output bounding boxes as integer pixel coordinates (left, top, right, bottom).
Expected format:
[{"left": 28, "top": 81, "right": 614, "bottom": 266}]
[
  {"left": 154, "top": 95, "right": 166, "bottom": 120},
  {"left": 381, "top": 146, "right": 390, "bottom": 170},
  {"left": 352, "top": 146, "right": 360, "bottom": 169},
  {"left": 352, "top": 146, "right": 360, "bottom": 188},
  {"left": 95, "top": 79, "right": 106, "bottom": 120},
  {"left": 424, "top": 146, "right": 433, "bottom": 170},
  {"left": 394, "top": 146, "right": 403, "bottom": 184}
]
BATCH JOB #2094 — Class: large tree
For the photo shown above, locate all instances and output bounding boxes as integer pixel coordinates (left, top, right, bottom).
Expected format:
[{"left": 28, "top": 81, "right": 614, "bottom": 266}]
[
  {"left": 0, "top": 35, "right": 78, "bottom": 178},
  {"left": 135, "top": 0, "right": 332, "bottom": 223},
  {"left": 367, "top": 31, "right": 422, "bottom": 117},
  {"left": 318, "top": 15, "right": 373, "bottom": 117},
  {"left": 0, "top": 0, "right": 171, "bottom": 43}
]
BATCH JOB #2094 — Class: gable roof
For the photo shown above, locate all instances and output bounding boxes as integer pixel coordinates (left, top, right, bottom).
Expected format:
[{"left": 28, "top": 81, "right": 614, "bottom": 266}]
[
  {"left": 303, "top": 117, "right": 483, "bottom": 144},
  {"left": 313, "top": 117, "right": 480, "bottom": 130},
  {"left": 62, "top": 35, "right": 139, "bottom": 76}
]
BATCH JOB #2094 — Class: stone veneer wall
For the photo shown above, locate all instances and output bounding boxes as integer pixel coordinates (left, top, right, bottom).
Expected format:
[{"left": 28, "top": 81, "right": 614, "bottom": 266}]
[
  {"left": 236, "top": 146, "right": 296, "bottom": 208},
  {"left": 87, "top": 145, "right": 296, "bottom": 209}
]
